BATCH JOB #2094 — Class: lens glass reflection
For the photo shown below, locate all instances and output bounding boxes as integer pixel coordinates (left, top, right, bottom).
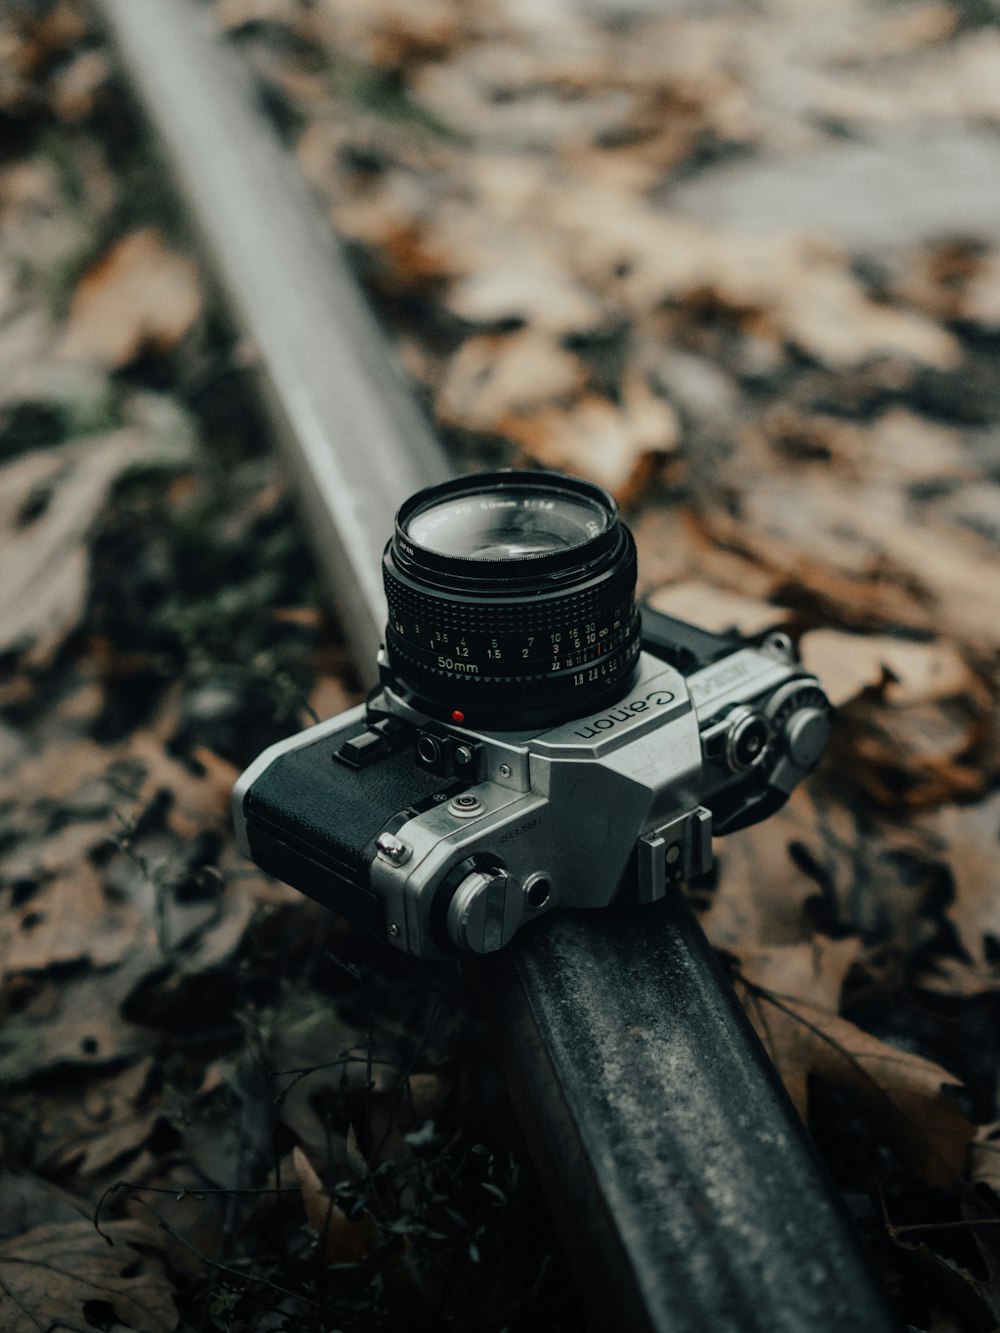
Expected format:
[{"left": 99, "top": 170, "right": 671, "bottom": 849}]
[{"left": 405, "top": 485, "right": 608, "bottom": 560}]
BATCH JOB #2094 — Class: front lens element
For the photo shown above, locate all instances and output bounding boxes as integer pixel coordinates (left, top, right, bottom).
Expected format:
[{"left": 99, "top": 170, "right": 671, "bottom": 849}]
[
  {"left": 384, "top": 471, "right": 641, "bottom": 729},
  {"left": 404, "top": 485, "right": 609, "bottom": 560}
]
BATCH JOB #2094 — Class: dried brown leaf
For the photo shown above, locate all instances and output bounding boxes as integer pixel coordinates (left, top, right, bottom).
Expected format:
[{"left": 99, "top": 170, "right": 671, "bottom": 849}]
[
  {"left": 702, "top": 782, "right": 944, "bottom": 951},
  {"left": 406, "top": 1071, "right": 447, "bottom": 1121},
  {"left": 800, "top": 631, "right": 976, "bottom": 709},
  {"left": 555, "top": 200, "right": 960, "bottom": 369},
  {"left": 698, "top": 786, "right": 835, "bottom": 951},
  {"left": 309, "top": 0, "right": 462, "bottom": 68},
  {"left": 0, "top": 1218, "right": 176, "bottom": 1333},
  {"left": 844, "top": 700, "right": 985, "bottom": 810},
  {"left": 345, "top": 1122, "right": 368, "bottom": 1177},
  {"left": 501, "top": 375, "right": 678, "bottom": 501},
  {"left": 0, "top": 430, "right": 190, "bottom": 666},
  {"left": 799, "top": 629, "right": 988, "bottom": 808},
  {"left": 76, "top": 1107, "right": 160, "bottom": 1179},
  {"left": 58, "top": 228, "right": 202, "bottom": 369},
  {"left": 969, "top": 1123, "right": 1000, "bottom": 1195},
  {"left": 925, "top": 792, "right": 1000, "bottom": 979},
  {"left": 123, "top": 733, "right": 242, "bottom": 838},
  {"left": 214, "top": 0, "right": 303, "bottom": 31},
  {"left": 0, "top": 1169, "right": 90, "bottom": 1238},
  {"left": 293, "top": 1145, "right": 379, "bottom": 1267},
  {"left": 50, "top": 48, "right": 110, "bottom": 124},
  {"left": 738, "top": 984, "right": 972, "bottom": 1187},
  {"left": 764, "top": 406, "right": 968, "bottom": 488},
  {"left": 437, "top": 330, "right": 585, "bottom": 432},
  {"left": 964, "top": 249, "right": 1000, "bottom": 329},
  {"left": 446, "top": 255, "right": 605, "bottom": 335},
  {"left": 698, "top": 475, "right": 1000, "bottom": 657},
  {"left": 0, "top": 862, "right": 147, "bottom": 986},
  {"left": 645, "top": 581, "right": 790, "bottom": 636},
  {"left": 0, "top": 958, "right": 154, "bottom": 1084},
  {"left": 737, "top": 935, "right": 863, "bottom": 1013},
  {"left": 39, "top": 1057, "right": 159, "bottom": 1178}
]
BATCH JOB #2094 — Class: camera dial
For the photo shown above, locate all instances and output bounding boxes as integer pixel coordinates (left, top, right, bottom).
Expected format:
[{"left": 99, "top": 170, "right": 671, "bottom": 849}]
[{"left": 383, "top": 471, "right": 641, "bottom": 729}]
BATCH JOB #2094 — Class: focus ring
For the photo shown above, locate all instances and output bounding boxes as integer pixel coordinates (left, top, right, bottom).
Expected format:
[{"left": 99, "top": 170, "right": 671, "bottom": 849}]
[{"left": 384, "top": 551, "right": 636, "bottom": 638}]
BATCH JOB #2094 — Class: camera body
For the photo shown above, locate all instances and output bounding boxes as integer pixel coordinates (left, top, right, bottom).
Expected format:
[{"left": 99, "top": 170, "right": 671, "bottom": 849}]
[{"left": 233, "top": 603, "right": 831, "bottom": 958}]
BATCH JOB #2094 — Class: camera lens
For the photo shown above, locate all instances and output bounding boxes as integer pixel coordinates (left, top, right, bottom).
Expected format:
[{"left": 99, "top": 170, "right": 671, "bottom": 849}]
[
  {"left": 383, "top": 471, "right": 641, "bottom": 729},
  {"left": 405, "top": 483, "right": 610, "bottom": 559}
]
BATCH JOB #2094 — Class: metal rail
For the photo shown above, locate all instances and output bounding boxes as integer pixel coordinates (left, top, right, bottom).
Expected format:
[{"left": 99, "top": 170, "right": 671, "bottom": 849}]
[{"left": 96, "top": 3, "right": 899, "bottom": 1329}]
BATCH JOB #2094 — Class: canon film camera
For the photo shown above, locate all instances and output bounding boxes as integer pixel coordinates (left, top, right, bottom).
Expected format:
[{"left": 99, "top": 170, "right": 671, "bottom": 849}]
[{"left": 233, "top": 470, "right": 832, "bottom": 959}]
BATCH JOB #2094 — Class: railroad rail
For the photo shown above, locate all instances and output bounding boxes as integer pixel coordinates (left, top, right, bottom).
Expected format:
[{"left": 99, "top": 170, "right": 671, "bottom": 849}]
[{"left": 96, "top": 3, "right": 899, "bottom": 1328}]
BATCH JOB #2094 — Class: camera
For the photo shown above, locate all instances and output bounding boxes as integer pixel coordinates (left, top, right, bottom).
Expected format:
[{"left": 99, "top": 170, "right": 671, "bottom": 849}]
[{"left": 233, "top": 470, "right": 832, "bottom": 958}]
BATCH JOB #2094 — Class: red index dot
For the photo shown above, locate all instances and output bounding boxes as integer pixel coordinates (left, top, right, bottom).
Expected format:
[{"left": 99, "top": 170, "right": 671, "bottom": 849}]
[{"left": 451, "top": 710, "right": 465, "bottom": 724}]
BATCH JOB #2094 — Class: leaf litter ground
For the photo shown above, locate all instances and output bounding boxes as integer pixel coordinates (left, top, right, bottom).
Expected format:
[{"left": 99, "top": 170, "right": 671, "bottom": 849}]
[{"left": 3, "top": 0, "right": 1000, "bottom": 1330}]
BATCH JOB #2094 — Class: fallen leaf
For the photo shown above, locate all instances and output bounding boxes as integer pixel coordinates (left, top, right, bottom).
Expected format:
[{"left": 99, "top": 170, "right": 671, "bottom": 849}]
[
  {"left": 0, "top": 861, "right": 147, "bottom": 987},
  {"left": 47, "top": 1058, "right": 159, "bottom": 1178},
  {"left": 436, "top": 329, "right": 585, "bottom": 432},
  {"left": 293, "top": 1144, "right": 379, "bottom": 1267},
  {"left": 647, "top": 347, "right": 742, "bottom": 427},
  {"left": 446, "top": 254, "right": 605, "bottom": 335},
  {"left": 736, "top": 935, "right": 863, "bottom": 1012},
  {"left": 798, "top": 628, "right": 989, "bottom": 808},
  {"left": 885, "top": 1223, "right": 1000, "bottom": 1333},
  {"left": 214, "top": 0, "right": 304, "bottom": 31},
  {"left": 763, "top": 406, "right": 969, "bottom": 488},
  {"left": 293, "top": 1145, "right": 438, "bottom": 1320},
  {"left": 501, "top": 374, "right": 678, "bottom": 501},
  {"left": 309, "top": 0, "right": 462, "bottom": 69},
  {"left": 696, "top": 472, "right": 1000, "bottom": 657},
  {"left": 698, "top": 785, "right": 838, "bottom": 951},
  {"left": 0, "top": 958, "right": 155, "bottom": 1085},
  {"left": 924, "top": 792, "right": 1000, "bottom": 979},
  {"left": 964, "top": 249, "right": 1000, "bottom": 329},
  {"left": 631, "top": 503, "right": 782, "bottom": 600},
  {"left": 58, "top": 228, "right": 202, "bottom": 369},
  {"left": 781, "top": 253, "right": 960, "bottom": 370},
  {"left": 737, "top": 983, "right": 973, "bottom": 1188},
  {"left": 702, "top": 782, "right": 945, "bottom": 953},
  {"left": 645, "top": 580, "right": 790, "bottom": 636},
  {"left": 0, "top": 1218, "right": 176, "bottom": 1333},
  {"left": 556, "top": 199, "right": 961, "bottom": 370},
  {"left": 50, "top": 48, "right": 111, "bottom": 124},
  {"left": 800, "top": 631, "right": 977, "bottom": 709},
  {"left": 843, "top": 699, "right": 986, "bottom": 810},
  {"left": 969, "top": 1123, "right": 1000, "bottom": 1196},
  {"left": 0, "top": 429, "right": 191, "bottom": 666},
  {"left": 0, "top": 1169, "right": 91, "bottom": 1238}
]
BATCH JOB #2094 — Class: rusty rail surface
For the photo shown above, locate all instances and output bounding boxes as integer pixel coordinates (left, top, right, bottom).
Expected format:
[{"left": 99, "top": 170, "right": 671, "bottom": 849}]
[{"left": 96, "top": 2, "right": 899, "bottom": 1328}]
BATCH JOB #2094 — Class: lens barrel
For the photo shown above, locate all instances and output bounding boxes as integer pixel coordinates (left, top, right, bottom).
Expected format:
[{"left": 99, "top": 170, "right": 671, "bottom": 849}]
[{"left": 382, "top": 471, "right": 641, "bottom": 729}]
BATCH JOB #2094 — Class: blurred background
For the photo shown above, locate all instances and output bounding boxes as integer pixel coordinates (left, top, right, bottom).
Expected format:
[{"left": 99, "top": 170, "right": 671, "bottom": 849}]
[{"left": 2, "top": 2, "right": 1000, "bottom": 1330}]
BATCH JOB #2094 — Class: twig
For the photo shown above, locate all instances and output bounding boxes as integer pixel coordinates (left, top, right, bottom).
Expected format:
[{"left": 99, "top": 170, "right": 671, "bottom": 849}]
[
  {"left": 890, "top": 1219, "right": 1000, "bottom": 1238},
  {"left": 107, "top": 1192, "right": 319, "bottom": 1311},
  {"left": 0, "top": 1274, "right": 48, "bottom": 1333},
  {"left": 94, "top": 1180, "right": 299, "bottom": 1243}
]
